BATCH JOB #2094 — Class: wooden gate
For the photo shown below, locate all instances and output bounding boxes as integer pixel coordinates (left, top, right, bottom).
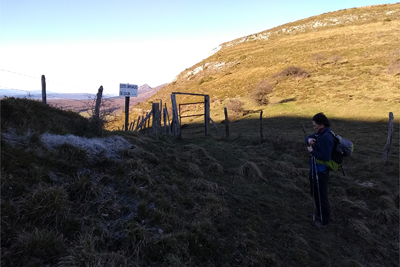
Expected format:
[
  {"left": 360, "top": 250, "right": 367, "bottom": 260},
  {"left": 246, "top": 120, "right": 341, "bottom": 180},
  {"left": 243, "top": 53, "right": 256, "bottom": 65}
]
[{"left": 170, "top": 92, "right": 210, "bottom": 137}]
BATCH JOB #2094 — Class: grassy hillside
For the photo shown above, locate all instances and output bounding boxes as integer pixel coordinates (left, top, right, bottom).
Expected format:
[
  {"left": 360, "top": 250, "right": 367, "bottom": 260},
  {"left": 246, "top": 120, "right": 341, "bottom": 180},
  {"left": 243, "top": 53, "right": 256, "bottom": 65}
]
[
  {"left": 1, "top": 96, "right": 399, "bottom": 267},
  {"left": 107, "top": 3, "right": 399, "bottom": 130}
]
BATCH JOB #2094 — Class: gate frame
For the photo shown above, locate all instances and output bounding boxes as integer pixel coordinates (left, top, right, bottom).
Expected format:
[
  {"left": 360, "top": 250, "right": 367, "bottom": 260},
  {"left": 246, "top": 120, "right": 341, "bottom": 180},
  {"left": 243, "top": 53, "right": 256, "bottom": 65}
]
[{"left": 171, "top": 92, "right": 210, "bottom": 137}]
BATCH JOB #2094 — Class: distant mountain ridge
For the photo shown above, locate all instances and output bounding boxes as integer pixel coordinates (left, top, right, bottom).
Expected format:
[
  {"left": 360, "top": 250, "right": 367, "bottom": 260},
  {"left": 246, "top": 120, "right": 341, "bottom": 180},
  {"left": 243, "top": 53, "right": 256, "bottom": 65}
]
[
  {"left": 210, "top": 4, "right": 400, "bottom": 55},
  {"left": 0, "top": 83, "right": 168, "bottom": 100}
]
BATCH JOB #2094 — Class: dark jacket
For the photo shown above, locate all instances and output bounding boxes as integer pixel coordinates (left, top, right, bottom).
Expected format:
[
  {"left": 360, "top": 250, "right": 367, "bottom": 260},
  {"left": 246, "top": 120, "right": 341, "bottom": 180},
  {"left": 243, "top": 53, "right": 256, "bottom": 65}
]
[{"left": 305, "top": 127, "right": 334, "bottom": 172}]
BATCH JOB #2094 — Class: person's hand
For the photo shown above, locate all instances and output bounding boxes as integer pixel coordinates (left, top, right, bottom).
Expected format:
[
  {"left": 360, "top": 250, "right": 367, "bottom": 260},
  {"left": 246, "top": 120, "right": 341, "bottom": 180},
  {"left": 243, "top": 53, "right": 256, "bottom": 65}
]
[
  {"left": 308, "top": 138, "right": 316, "bottom": 145},
  {"left": 307, "top": 146, "right": 313, "bottom": 153}
]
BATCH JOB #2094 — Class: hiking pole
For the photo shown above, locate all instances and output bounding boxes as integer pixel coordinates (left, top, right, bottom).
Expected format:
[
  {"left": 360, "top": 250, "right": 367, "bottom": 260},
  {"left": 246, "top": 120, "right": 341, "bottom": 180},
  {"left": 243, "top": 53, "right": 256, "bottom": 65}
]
[
  {"left": 310, "top": 155, "right": 316, "bottom": 222},
  {"left": 312, "top": 156, "right": 323, "bottom": 223},
  {"left": 340, "top": 165, "right": 346, "bottom": 176}
]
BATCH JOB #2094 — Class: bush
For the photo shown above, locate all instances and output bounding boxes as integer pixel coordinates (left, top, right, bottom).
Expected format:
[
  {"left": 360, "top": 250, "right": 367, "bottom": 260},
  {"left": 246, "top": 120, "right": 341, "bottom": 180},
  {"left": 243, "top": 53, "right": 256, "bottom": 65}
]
[
  {"left": 225, "top": 99, "right": 243, "bottom": 113},
  {"left": 276, "top": 66, "right": 310, "bottom": 79},
  {"left": 250, "top": 80, "right": 274, "bottom": 105},
  {"left": 225, "top": 99, "right": 244, "bottom": 121}
]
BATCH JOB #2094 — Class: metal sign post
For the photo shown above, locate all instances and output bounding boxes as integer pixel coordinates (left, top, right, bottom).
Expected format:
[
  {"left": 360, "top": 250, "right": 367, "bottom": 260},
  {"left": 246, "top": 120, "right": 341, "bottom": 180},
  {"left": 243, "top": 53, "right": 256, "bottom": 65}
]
[{"left": 120, "top": 83, "right": 138, "bottom": 131}]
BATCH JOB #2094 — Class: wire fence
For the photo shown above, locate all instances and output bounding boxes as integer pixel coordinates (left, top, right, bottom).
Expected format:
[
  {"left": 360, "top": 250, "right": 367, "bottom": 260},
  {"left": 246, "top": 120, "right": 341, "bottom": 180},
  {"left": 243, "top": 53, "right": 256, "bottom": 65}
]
[{"left": 0, "top": 68, "right": 116, "bottom": 100}]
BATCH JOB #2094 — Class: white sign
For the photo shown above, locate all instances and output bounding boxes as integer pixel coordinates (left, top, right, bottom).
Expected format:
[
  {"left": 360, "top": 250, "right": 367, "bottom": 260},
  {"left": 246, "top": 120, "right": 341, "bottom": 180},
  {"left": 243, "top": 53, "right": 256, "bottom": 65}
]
[{"left": 119, "top": 83, "right": 138, "bottom": 97}]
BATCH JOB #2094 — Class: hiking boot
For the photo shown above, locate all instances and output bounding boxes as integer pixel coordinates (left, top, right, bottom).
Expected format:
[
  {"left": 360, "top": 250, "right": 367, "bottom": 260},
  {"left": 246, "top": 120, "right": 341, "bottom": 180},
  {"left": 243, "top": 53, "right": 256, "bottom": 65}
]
[{"left": 311, "top": 220, "right": 328, "bottom": 229}]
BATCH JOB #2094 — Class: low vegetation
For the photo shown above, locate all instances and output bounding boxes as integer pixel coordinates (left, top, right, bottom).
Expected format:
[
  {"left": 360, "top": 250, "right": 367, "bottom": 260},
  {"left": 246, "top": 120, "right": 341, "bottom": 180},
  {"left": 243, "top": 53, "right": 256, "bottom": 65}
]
[
  {"left": 249, "top": 80, "right": 274, "bottom": 105},
  {"left": 1, "top": 96, "right": 399, "bottom": 266}
]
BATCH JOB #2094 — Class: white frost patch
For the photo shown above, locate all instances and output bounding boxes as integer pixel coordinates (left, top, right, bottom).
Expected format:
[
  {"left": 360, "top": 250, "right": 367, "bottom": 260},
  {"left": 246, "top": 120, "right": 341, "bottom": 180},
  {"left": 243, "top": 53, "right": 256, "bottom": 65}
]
[
  {"left": 1, "top": 129, "right": 32, "bottom": 147},
  {"left": 40, "top": 133, "right": 132, "bottom": 160},
  {"left": 355, "top": 180, "right": 374, "bottom": 187}
]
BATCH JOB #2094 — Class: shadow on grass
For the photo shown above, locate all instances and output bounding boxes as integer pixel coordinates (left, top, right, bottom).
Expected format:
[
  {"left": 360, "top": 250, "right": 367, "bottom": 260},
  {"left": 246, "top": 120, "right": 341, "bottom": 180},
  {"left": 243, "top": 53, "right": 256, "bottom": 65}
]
[{"left": 1, "top": 98, "right": 399, "bottom": 267}]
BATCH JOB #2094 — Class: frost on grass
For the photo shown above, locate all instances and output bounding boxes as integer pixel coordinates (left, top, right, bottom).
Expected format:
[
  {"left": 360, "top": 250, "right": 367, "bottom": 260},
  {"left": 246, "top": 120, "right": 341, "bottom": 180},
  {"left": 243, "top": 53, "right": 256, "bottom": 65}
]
[
  {"left": 40, "top": 133, "right": 132, "bottom": 160},
  {"left": 2, "top": 128, "right": 132, "bottom": 161}
]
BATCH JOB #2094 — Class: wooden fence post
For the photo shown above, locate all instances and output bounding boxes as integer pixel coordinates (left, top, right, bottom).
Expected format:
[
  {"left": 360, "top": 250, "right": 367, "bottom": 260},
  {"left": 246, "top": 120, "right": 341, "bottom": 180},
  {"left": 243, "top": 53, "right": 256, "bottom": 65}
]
[
  {"left": 147, "top": 113, "right": 151, "bottom": 134},
  {"left": 41, "top": 75, "right": 46, "bottom": 104},
  {"left": 224, "top": 107, "right": 230, "bottom": 138},
  {"left": 94, "top": 86, "right": 103, "bottom": 123},
  {"left": 152, "top": 103, "right": 160, "bottom": 135},
  {"left": 204, "top": 95, "right": 210, "bottom": 136},
  {"left": 165, "top": 103, "right": 171, "bottom": 135},
  {"left": 134, "top": 112, "right": 152, "bottom": 132},
  {"left": 163, "top": 107, "right": 167, "bottom": 135},
  {"left": 259, "top": 110, "right": 263, "bottom": 141},
  {"left": 143, "top": 116, "right": 147, "bottom": 132},
  {"left": 125, "top": 96, "right": 130, "bottom": 131},
  {"left": 129, "top": 121, "right": 134, "bottom": 131},
  {"left": 171, "top": 93, "right": 180, "bottom": 137},
  {"left": 383, "top": 112, "right": 394, "bottom": 164},
  {"left": 158, "top": 104, "right": 162, "bottom": 133}
]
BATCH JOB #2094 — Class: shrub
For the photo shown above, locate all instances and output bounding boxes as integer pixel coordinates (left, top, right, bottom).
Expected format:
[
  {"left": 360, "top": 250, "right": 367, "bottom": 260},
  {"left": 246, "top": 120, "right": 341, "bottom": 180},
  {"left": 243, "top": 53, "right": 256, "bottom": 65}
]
[
  {"left": 274, "top": 66, "right": 310, "bottom": 79},
  {"left": 225, "top": 99, "right": 243, "bottom": 113},
  {"left": 250, "top": 80, "right": 274, "bottom": 105}
]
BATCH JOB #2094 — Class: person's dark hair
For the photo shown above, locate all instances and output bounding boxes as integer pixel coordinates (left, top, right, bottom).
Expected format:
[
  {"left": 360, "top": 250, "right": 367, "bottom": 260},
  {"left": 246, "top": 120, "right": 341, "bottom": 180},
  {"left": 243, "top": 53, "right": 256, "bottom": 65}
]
[{"left": 312, "top": 112, "right": 331, "bottom": 127}]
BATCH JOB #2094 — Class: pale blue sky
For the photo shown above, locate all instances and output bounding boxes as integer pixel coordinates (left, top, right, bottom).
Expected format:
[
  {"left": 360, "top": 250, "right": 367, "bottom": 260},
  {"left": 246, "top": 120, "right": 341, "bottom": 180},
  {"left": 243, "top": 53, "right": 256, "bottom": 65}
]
[{"left": 0, "top": 0, "right": 396, "bottom": 94}]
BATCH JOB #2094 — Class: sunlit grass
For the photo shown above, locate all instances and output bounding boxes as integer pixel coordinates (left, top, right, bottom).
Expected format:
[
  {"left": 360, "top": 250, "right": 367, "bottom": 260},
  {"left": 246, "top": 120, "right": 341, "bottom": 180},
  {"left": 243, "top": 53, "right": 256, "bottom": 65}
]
[{"left": 107, "top": 4, "right": 399, "bottom": 130}]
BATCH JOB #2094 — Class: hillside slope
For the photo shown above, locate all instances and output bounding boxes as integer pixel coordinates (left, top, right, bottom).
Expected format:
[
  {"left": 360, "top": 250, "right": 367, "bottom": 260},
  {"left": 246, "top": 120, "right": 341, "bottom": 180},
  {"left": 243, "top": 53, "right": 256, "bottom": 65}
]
[
  {"left": 1, "top": 96, "right": 399, "bottom": 266},
  {"left": 109, "top": 3, "right": 399, "bottom": 130}
]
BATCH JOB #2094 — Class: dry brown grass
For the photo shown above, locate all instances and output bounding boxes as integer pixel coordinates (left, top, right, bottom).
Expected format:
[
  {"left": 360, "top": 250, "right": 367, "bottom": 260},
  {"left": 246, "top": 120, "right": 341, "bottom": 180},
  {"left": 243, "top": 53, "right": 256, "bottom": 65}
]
[
  {"left": 107, "top": 4, "right": 400, "bottom": 130},
  {"left": 387, "top": 59, "right": 400, "bottom": 75}
]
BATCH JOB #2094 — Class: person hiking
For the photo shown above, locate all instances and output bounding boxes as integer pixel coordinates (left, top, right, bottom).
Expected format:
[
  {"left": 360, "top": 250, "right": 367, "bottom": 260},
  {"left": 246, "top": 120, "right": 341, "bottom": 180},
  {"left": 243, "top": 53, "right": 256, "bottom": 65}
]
[{"left": 305, "top": 112, "right": 334, "bottom": 229}]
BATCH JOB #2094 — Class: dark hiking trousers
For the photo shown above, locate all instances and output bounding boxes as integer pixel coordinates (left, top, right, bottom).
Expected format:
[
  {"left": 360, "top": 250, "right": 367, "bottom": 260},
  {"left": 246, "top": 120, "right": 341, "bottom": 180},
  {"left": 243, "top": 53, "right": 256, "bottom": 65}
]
[{"left": 309, "top": 169, "right": 330, "bottom": 225}]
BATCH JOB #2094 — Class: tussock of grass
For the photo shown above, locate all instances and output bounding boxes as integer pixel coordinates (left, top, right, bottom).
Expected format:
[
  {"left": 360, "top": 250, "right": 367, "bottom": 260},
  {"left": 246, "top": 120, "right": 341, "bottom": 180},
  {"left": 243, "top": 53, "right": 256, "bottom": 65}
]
[
  {"left": 187, "top": 163, "right": 204, "bottom": 178},
  {"left": 4, "top": 228, "right": 66, "bottom": 266},
  {"left": 238, "top": 161, "right": 266, "bottom": 182},
  {"left": 207, "top": 162, "right": 224, "bottom": 173},
  {"left": 18, "top": 185, "right": 71, "bottom": 227}
]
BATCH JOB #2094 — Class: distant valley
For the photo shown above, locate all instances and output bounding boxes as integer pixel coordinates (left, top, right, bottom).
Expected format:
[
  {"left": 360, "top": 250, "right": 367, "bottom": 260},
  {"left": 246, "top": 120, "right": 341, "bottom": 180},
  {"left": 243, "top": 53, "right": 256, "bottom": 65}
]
[{"left": 0, "top": 83, "right": 167, "bottom": 115}]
